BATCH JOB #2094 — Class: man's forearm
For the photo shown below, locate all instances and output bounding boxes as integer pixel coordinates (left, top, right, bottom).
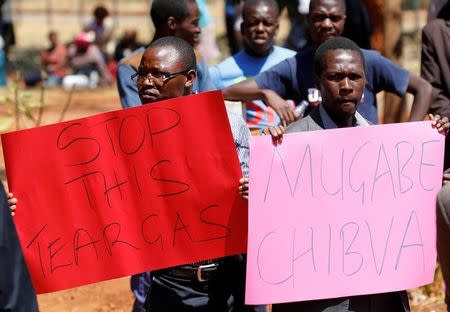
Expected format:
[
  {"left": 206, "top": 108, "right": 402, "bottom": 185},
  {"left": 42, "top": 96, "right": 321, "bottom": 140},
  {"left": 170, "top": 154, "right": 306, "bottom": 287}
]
[
  {"left": 222, "top": 79, "right": 269, "bottom": 102},
  {"left": 408, "top": 75, "right": 433, "bottom": 121}
]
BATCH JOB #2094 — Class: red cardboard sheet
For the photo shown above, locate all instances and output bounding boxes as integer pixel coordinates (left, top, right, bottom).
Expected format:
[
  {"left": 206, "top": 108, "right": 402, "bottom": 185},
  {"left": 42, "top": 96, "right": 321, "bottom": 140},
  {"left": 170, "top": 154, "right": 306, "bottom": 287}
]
[{"left": 2, "top": 91, "right": 247, "bottom": 294}]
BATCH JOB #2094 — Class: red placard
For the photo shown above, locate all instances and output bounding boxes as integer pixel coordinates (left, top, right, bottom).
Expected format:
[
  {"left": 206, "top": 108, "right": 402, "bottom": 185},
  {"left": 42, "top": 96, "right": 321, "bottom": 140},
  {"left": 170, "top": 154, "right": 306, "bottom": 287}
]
[{"left": 2, "top": 91, "right": 247, "bottom": 294}]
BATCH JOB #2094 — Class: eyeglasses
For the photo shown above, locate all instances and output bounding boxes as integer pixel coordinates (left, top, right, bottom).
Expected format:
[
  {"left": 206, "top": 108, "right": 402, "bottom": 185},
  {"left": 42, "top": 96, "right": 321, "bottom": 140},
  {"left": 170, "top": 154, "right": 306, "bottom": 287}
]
[{"left": 131, "top": 70, "right": 190, "bottom": 85}]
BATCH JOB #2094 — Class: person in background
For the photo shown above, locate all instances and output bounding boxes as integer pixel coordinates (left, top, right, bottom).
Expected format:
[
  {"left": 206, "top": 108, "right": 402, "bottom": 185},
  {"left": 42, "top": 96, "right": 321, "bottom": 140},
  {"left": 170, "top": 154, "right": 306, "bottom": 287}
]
[
  {"left": 68, "top": 31, "right": 113, "bottom": 87},
  {"left": 279, "top": 0, "right": 310, "bottom": 51},
  {"left": 114, "top": 29, "right": 144, "bottom": 63},
  {"left": 196, "top": 0, "right": 220, "bottom": 64},
  {"left": 210, "top": 0, "right": 296, "bottom": 133},
  {"left": 342, "top": 0, "right": 372, "bottom": 49},
  {"left": 0, "top": 0, "right": 14, "bottom": 60},
  {"left": 40, "top": 31, "right": 68, "bottom": 87},
  {"left": 225, "top": 0, "right": 244, "bottom": 54},
  {"left": 116, "top": 0, "right": 215, "bottom": 109},
  {"left": 85, "top": 5, "right": 115, "bottom": 59},
  {"left": 222, "top": 0, "right": 432, "bottom": 127},
  {"left": 1, "top": 182, "right": 38, "bottom": 312},
  {"left": 421, "top": 1, "right": 450, "bottom": 309}
]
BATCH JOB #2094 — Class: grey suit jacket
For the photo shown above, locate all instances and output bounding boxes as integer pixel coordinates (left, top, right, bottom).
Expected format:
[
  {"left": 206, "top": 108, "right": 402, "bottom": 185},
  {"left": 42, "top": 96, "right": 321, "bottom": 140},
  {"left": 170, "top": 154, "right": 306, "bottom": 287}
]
[
  {"left": 421, "top": 18, "right": 450, "bottom": 170},
  {"left": 273, "top": 107, "right": 409, "bottom": 312},
  {"left": 421, "top": 18, "right": 450, "bottom": 118},
  {"left": 286, "top": 106, "right": 325, "bottom": 133}
]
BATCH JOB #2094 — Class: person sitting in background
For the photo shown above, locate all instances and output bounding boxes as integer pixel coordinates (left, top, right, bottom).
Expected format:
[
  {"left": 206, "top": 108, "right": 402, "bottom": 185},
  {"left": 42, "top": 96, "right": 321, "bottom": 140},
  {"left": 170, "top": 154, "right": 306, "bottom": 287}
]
[
  {"left": 40, "top": 31, "right": 68, "bottom": 87},
  {"left": 114, "top": 29, "right": 144, "bottom": 63},
  {"left": 68, "top": 31, "right": 113, "bottom": 87},
  {"left": 209, "top": 0, "right": 296, "bottom": 133}
]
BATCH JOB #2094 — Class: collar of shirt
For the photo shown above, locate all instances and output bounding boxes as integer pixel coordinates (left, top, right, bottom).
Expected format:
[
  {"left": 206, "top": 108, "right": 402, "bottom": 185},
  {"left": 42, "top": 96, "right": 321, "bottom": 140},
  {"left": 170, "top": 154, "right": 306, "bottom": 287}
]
[{"left": 319, "top": 104, "right": 369, "bottom": 129}]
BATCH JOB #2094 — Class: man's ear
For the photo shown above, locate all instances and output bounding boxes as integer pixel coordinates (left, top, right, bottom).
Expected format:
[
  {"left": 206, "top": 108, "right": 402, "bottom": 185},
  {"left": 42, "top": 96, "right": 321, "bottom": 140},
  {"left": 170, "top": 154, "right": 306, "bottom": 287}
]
[
  {"left": 185, "top": 70, "right": 197, "bottom": 88},
  {"left": 167, "top": 17, "right": 177, "bottom": 32}
]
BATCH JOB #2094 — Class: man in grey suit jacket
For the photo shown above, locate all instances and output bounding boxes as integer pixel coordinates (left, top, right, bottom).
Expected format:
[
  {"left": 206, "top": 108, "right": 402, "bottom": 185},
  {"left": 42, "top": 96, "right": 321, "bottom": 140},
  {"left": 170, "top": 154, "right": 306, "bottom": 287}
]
[
  {"left": 242, "top": 36, "right": 449, "bottom": 311},
  {"left": 262, "top": 35, "right": 411, "bottom": 312}
]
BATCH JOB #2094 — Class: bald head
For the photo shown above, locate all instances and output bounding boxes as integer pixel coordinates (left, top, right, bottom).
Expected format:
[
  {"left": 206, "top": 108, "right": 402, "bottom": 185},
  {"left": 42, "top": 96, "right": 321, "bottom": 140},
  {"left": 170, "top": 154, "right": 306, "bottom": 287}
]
[
  {"left": 143, "top": 36, "right": 196, "bottom": 72},
  {"left": 137, "top": 37, "right": 197, "bottom": 104}
]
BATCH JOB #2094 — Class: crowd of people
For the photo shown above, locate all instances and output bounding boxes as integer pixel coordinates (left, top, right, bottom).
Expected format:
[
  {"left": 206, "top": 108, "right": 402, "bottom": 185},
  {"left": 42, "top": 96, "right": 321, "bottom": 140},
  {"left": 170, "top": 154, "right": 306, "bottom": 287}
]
[
  {"left": 2, "top": 0, "right": 450, "bottom": 311},
  {"left": 30, "top": 5, "right": 129, "bottom": 89}
]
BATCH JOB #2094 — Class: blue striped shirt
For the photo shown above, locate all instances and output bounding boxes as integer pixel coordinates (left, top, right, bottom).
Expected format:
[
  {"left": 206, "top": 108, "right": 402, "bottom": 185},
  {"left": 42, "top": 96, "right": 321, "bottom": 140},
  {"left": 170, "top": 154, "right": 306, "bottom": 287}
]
[{"left": 227, "top": 111, "right": 250, "bottom": 178}]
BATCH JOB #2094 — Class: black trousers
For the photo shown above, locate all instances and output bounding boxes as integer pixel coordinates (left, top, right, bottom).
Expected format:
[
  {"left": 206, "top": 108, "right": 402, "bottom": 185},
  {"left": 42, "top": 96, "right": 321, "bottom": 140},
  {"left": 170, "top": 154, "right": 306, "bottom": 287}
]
[{"left": 145, "top": 255, "right": 266, "bottom": 312}]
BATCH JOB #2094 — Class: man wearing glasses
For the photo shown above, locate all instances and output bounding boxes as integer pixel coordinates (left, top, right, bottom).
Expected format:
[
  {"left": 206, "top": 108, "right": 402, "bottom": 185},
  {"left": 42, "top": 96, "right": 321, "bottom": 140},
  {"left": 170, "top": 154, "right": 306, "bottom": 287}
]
[
  {"left": 120, "top": 2, "right": 216, "bottom": 310},
  {"left": 134, "top": 36, "right": 261, "bottom": 312}
]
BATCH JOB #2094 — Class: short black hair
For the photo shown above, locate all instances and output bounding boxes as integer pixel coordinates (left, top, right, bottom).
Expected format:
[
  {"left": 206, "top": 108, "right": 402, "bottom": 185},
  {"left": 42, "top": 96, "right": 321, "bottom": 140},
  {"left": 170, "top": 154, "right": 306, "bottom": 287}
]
[
  {"left": 313, "top": 36, "right": 364, "bottom": 77},
  {"left": 243, "top": 0, "right": 280, "bottom": 19},
  {"left": 150, "top": 0, "right": 197, "bottom": 28},
  {"left": 146, "top": 36, "right": 196, "bottom": 71},
  {"left": 93, "top": 5, "right": 109, "bottom": 19},
  {"left": 309, "top": 0, "right": 346, "bottom": 12}
]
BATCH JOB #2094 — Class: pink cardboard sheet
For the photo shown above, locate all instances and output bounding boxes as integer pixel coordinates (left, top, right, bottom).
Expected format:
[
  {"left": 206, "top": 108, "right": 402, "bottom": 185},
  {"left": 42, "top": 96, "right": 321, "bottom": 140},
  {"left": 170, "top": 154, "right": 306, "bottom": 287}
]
[{"left": 246, "top": 121, "right": 444, "bottom": 304}]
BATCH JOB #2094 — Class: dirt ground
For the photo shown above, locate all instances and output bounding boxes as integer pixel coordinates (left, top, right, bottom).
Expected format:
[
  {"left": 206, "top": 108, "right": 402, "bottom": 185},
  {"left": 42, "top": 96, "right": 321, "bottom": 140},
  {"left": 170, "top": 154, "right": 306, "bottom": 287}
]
[{"left": 2, "top": 1, "right": 448, "bottom": 311}]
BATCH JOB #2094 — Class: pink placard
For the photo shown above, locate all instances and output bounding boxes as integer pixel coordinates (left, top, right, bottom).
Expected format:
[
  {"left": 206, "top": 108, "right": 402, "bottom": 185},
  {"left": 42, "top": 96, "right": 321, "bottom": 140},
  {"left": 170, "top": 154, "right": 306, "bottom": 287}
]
[{"left": 246, "top": 121, "right": 444, "bottom": 304}]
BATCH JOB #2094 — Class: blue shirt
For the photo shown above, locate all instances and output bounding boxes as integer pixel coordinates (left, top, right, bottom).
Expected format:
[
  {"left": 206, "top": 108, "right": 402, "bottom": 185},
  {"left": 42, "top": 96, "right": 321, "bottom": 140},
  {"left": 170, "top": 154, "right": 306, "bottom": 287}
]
[
  {"left": 254, "top": 45, "right": 410, "bottom": 124},
  {"left": 117, "top": 47, "right": 216, "bottom": 108},
  {"left": 209, "top": 46, "right": 296, "bottom": 130}
]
